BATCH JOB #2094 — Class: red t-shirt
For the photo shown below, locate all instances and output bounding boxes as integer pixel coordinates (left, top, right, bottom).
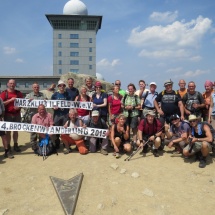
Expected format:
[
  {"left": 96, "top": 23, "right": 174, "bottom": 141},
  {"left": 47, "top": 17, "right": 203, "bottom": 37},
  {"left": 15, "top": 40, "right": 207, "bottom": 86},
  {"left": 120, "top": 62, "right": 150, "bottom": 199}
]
[
  {"left": 138, "top": 119, "right": 162, "bottom": 136},
  {"left": 77, "top": 96, "right": 90, "bottom": 117},
  {"left": 0, "top": 90, "right": 23, "bottom": 115},
  {"left": 108, "top": 95, "right": 122, "bottom": 115}
]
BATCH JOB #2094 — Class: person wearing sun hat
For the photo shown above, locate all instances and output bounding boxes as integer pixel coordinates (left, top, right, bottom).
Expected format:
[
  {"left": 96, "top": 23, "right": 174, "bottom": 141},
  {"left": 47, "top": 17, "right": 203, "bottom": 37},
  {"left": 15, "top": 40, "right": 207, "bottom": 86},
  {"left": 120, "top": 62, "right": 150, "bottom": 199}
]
[
  {"left": 51, "top": 80, "right": 72, "bottom": 149},
  {"left": 183, "top": 114, "right": 213, "bottom": 168}
]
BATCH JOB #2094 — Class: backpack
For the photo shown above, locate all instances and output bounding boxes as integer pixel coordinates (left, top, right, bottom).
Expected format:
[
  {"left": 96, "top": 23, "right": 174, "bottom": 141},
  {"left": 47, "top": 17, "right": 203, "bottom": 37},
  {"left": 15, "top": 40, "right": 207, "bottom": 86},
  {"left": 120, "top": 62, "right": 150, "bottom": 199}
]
[
  {"left": 3, "top": 89, "right": 20, "bottom": 100},
  {"left": 123, "top": 94, "right": 138, "bottom": 106},
  {"left": 172, "top": 120, "right": 190, "bottom": 134},
  {"left": 108, "top": 94, "right": 123, "bottom": 108},
  {"left": 35, "top": 134, "right": 54, "bottom": 158},
  {"left": 142, "top": 91, "right": 158, "bottom": 109}
]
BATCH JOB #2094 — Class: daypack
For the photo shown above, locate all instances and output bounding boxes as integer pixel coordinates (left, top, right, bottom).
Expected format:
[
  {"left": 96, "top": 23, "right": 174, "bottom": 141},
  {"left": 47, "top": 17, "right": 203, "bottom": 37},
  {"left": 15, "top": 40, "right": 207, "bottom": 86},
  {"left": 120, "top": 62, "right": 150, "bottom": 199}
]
[
  {"left": 123, "top": 94, "right": 138, "bottom": 106},
  {"left": 142, "top": 91, "right": 158, "bottom": 109},
  {"left": 172, "top": 120, "right": 190, "bottom": 134},
  {"left": 35, "top": 134, "right": 54, "bottom": 158},
  {"left": 191, "top": 122, "right": 215, "bottom": 146}
]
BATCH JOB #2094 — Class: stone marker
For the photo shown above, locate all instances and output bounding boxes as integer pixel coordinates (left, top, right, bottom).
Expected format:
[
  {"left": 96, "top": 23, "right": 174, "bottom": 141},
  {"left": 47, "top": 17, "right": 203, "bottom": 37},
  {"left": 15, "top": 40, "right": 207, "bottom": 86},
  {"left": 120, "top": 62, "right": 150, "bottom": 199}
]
[{"left": 50, "top": 173, "right": 84, "bottom": 215}]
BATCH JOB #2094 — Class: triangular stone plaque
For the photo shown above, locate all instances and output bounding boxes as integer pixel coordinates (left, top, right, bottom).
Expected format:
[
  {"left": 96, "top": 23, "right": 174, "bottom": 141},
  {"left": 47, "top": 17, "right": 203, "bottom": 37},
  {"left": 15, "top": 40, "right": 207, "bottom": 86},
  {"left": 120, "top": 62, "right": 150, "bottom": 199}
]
[{"left": 50, "top": 173, "right": 84, "bottom": 215}]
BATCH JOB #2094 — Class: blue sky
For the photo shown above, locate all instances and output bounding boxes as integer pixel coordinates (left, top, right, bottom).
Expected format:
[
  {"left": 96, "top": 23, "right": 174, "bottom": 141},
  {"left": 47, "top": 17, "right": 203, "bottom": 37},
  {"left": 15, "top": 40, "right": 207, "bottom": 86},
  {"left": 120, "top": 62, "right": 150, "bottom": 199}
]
[{"left": 0, "top": 0, "right": 215, "bottom": 92}]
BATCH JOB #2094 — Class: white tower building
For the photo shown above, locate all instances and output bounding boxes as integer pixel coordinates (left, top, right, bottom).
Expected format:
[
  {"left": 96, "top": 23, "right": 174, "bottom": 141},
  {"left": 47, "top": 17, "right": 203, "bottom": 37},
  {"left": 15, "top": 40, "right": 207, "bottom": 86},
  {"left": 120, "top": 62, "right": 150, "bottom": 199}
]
[{"left": 46, "top": 0, "right": 102, "bottom": 76}]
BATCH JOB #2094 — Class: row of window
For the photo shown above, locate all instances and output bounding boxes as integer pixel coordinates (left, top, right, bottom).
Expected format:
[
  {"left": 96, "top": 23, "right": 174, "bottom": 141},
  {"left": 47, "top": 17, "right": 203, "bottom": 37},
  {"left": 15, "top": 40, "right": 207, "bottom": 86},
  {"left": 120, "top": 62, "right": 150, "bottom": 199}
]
[
  {"left": 58, "top": 65, "right": 92, "bottom": 75},
  {"left": 58, "top": 48, "right": 92, "bottom": 57},
  {"left": 58, "top": 34, "right": 93, "bottom": 43},
  {"left": 58, "top": 43, "right": 93, "bottom": 48},
  {"left": 58, "top": 56, "right": 93, "bottom": 64}
]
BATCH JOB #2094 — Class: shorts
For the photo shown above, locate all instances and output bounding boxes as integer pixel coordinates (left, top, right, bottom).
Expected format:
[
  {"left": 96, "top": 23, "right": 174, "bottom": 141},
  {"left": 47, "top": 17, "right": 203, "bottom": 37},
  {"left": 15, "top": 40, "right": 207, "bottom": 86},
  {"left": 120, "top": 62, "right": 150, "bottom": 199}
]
[
  {"left": 4, "top": 114, "right": 21, "bottom": 123},
  {"left": 0, "top": 130, "right": 6, "bottom": 136},
  {"left": 184, "top": 141, "right": 212, "bottom": 153},
  {"left": 126, "top": 116, "right": 138, "bottom": 129}
]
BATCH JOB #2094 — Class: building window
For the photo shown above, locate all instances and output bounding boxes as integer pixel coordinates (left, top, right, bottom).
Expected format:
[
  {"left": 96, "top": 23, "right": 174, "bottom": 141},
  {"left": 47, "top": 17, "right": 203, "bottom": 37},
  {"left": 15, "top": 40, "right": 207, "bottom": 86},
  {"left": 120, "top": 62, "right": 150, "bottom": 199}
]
[
  {"left": 59, "top": 69, "right": 62, "bottom": 74},
  {"left": 70, "top": 69, "right": 79, "bottom": 73},
  {"left": 59, "top": 60, "right": 62, "bottom": 65},
  {"left": 58, "top": 42, "right": 62, "bottom": 48},
  {"left": 70, "top": 34, "right": 79, "bottom": 39},
  {"left": 89, "top": 38, "right": 92, "bottom": 43},
  {"left": 70, "top": 52, "right": 79, "bottom": 57},
  {"left": 70, "top": 43, "right": 79, "bottom": 48},
  {"left": 89, "top": 56, "right": 92, "bottom": 61},
  {"left": 25, "top": 83, "right": 29, "bottom": 88},
  {"left": 58, "top": 34, "right": 62, "bottom": 39},
  {"left": 89, "top": 65, "right": 92, "bottom": 70},
  {"left": 58, "top": 51, "right": 62, "bottom": 57},
  {"left": 89, "top": 47, "right": 92, "bottom": 52},
  {"left": 16, "top": 83, "right": 20, "bottom": 88},
  {"left": 43, "top": 83, "right": 47, "bottom": 88},
  {"left": 70, "top": 60, "right": 79, "bottom": 65}
]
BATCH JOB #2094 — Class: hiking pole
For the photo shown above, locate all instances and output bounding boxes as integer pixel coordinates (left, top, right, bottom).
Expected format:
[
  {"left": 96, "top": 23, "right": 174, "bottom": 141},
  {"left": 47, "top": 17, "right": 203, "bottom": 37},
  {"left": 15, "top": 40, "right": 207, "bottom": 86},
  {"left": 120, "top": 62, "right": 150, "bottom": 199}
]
[
  {"left": 42, "top": 142, "right": 46, "bottom": 161},
  {"left": 124, "top": 125, "right": 165, "bottom": 161},
  {"left": 188, "top": 137, "right": 194, "bottom": 153}
]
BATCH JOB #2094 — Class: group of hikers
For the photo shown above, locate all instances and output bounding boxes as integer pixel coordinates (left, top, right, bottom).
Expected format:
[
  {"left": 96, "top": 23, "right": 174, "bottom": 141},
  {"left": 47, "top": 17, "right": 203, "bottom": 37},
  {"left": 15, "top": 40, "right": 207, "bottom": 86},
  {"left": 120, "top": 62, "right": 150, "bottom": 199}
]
[{"left": 0, "top": 77, "right": 215, "bottom": 168}]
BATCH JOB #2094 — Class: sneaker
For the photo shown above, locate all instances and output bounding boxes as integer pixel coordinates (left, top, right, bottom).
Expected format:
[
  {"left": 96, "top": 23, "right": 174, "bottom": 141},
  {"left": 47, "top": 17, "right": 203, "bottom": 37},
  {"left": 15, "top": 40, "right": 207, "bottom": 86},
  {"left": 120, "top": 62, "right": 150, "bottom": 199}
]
[
  {"left": 63, "top": 148, "right": 72, "bottom": 155},
  {"left": 142, "top": 144, "right": 149, "bottom": 154},
  {"left": 100, "top": 148, "right": 108, "bottom": 155},
  {"left": 199, "top": 158, "right": 206, "bottom": 168},
  {"left": 14, "top": 145, "right": 21, "bottom": 152},
  {"left": 4, "top": 152, "right": 14, "bottom": 159},
  {"left": 115, "top": 153, "right": 121, "bottom": 159},
  {"left": 153, "top": 149, "right": 159, "bottom": 157}
]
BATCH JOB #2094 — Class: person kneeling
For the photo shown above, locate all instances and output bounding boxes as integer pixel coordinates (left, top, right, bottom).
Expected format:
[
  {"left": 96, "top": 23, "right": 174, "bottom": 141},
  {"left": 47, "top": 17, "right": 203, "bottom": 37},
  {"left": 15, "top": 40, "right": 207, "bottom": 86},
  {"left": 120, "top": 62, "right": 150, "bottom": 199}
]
[
  {"left": 61, "top": 109, "right": 88, "bottom": 155},
  {"left": 137, "top": 110, "right": 162, "bottom": 157},
  {"left": 111, "top": 114, "right": 132, "bottom": 158},
  {"left": 183, "top": 115, "right": 213, "bottom": 168}
]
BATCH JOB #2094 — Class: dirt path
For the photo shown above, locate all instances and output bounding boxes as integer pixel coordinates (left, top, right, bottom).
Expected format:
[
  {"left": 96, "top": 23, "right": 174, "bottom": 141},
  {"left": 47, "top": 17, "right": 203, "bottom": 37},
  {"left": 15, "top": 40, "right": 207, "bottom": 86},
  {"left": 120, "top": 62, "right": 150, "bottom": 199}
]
[{"left": 0, "top": 132, "right": 215, "bottom": 215}]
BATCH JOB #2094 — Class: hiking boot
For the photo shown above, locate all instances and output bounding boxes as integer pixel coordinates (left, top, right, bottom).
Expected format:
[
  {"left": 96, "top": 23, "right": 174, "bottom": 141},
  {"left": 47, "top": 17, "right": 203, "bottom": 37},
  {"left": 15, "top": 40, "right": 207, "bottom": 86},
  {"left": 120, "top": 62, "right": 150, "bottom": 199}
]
[
  {"left": 199, "top": 157, "right": 206, "bottom": 168},
  {"left": 153, "top": 149, "right": 159, "bottom": 157},
  {"left": 158, "top": 140, "right": 165, "bottom": 151},
  {"left": 101, "top": 148, "right": 108, "bottom": 155},
  {"left": 14, "top": 144, "right": 21, "bottom": 152},
  {"left": 63, "top": 147, "right": 72, "bottom": 155},
  {"left": 115, "top": 152, "right": 121, "bottom": 159},
  {"left": 195, "top": 151, "right": 203, "bottom": 162},
  {"left": 142, "top": 144, "right": 149, "bottom": 154},
  {"left": 4, "top": 151, "right": 14, "bottom": 159}
]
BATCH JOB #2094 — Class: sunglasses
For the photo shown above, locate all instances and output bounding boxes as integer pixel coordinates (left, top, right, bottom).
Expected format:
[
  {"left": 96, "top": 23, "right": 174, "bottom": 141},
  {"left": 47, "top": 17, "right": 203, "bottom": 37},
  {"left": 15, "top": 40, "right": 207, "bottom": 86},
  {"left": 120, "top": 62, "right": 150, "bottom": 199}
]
[
  {"left": 189, "top": 120, "right": 196, "bottom": 123},
  {"left": 115, "top": 84, "right": 121, "bottom": 86}
]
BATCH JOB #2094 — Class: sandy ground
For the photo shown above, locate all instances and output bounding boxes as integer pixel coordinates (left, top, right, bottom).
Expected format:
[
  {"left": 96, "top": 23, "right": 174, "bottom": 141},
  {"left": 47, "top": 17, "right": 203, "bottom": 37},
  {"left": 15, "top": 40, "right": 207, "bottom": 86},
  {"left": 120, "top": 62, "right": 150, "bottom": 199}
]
[{"left": 0, "top": 132, "right": 215, "bottom": 215}]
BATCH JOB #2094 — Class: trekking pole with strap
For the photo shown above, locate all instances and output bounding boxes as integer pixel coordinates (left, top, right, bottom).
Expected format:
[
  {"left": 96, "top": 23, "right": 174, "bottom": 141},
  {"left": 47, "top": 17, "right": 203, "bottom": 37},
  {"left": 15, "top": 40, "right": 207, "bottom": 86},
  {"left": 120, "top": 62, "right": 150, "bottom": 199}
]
[
  {"left": 188, "top": 137, "right": 194, "bottom": 153},
  {"left": 124, "top": 138, "right": 151, "bottom": 161},
  {"left": 124, "top": 125, "right": 165, "bottom": 161}
]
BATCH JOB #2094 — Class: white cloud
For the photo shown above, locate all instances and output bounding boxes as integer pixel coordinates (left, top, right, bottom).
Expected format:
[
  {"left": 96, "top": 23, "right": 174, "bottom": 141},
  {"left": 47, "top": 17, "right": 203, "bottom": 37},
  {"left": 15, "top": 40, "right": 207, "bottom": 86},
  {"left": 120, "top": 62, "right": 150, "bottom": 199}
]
[
  {"left": 128, "top": 16, "right": 212, "bottom": 48},
  {"left": 97, "top": 58, "right": 120, "bottom": 67},
  {"left": 3, "top": 46, "right": 16, "bottom": 54},
  {"left": 166, "top": 67, "right": 183, "bottom": 73},
  {"left": 174, "top": 69, "right": 209, "bottom": 78},
  {"left": 189, "top": 56, "right": 202, "bottom": 62},
  {"left": 15, "top": 58, "right": 24, "bottom": 63},
  {"left": 150, "top": 11, "right": 178, "bottom": 23}
]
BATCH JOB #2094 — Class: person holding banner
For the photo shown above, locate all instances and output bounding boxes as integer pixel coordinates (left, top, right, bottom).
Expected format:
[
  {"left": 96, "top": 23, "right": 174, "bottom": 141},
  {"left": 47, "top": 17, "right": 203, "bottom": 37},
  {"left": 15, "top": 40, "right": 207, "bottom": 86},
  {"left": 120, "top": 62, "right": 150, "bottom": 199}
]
[
  {"left": 31, "top": 104, "right": 56, "bottom": 151},
  {"left": 61, "top": 108, "right": 88, "bottom": 155},
  {"left": 87, "top": 110, "right": 109, "bottom": 155},
  {"left": 0, "top": 79, "right": 23, "bottom": 152},
  {"left": 25, "top": 82, "right": 48, "bottom": 148},
  {"left": 51, "top": 80, "right": 72, "bottom": 149},
  {"left": 0, "top": 98, "right": 14, "bottom": 159}
]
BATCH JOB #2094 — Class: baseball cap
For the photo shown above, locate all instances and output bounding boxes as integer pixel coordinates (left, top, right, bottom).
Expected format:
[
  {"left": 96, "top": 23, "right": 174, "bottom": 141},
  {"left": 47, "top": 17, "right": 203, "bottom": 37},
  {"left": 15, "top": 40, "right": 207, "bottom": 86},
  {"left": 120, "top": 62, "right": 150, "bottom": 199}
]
[
  {"left": 146, "top": 110, "right": 155, "bottom": 116},
  {"left": 57, "top": 80, "right": 66, "bottom": 86},
  {"left": 188, "top": 115, "right": 197, "bottom": 121},
  {"left": 95, "top": 81, "right": 102, "bottom": 87},
  {"left": 164, "top": 79, "right": 173, "bottom": 87},
  {"left": 92, "top": 110, "right": 100, "bottom": 116},
  {"left": 169, "top": 114, "right": 180, "bottom": 122},
  {"left": 149, "top": 82, "right": 157, "bottom": 86}
]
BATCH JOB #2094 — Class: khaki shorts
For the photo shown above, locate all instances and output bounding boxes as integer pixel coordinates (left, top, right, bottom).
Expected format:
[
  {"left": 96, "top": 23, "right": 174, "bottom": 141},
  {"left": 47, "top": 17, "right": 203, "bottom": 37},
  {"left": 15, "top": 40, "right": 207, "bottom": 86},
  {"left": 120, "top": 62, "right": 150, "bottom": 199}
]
[{"left": 184, "top": 141, "right": 212, "bottom": 153}]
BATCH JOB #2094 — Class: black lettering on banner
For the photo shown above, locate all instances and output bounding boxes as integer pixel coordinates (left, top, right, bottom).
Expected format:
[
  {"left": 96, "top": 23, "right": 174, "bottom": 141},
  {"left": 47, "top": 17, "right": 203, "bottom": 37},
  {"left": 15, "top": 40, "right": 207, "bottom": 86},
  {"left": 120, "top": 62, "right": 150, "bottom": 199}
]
[
  {"left": 61, "top": 101, "right": 64, "bottom": 108},
  {"left": 95, "top": 129, "right": 99, "bottom": 136},
  {"left": 14, "top": 99, "right": 19, "bottom": 107},
  {"left": 27, "top": 100, "right": 31, "bottom": 107},
  {"left": 87, "top": 102, "right": 93, "bottom": 110},
  {"left": 83, "top": 128, "right": 88, "bottom": 135},
  {"left": 30, "top": 101, "right": 35, "bottom": 107},
  {"left": 77, "top": 127, "right": 82, "bottom": 135},
  {"left": 49, "top": 127, "right": 54, "bottom": 134},
  {"left": 30, "top": 125, "right": 34, "bottom": 132},
  {"left": 23, "top": 124, "right": 26, "bottom": 130},
  {"left": 67, "top": 128, "right": 71, "bottom": 133},
  {"left": 55, "top": 127, "right": 60, "bottom": 134},
  {"left": 102, "top": 130, "right": 106, "bottom": 137},
  {"left": 9, "top": 123, "right": 13, "bottom": 129},
  {"left": 1, "top": 123, "right": 6, "bottom": 130},
  {"left": 90, "top": 129, "right": 95, "bottom": 136},
  {"left": 60, "top": 127, "right": 65, "bottom": 134},
  {"left": 13, "top": 124, "right": 18, "bottom": 130},
  {"left": 73, "top": 101, "right": 80, "bottom": 108},
  {"left": 40, "top": 126, "right": 46, "bottom": 133},
  {"left": 17, "top": 124, "right": 21, "bottom": 130}
]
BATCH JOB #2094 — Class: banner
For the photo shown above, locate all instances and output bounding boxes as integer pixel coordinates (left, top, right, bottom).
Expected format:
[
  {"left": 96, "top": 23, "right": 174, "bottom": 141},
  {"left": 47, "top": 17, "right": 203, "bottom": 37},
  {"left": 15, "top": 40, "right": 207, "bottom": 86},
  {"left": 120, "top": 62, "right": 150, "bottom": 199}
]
[
  {"left": 0, "top": 122, "right": 108, "bottom": 139},
  {"left": 14, "top": 98, "right": 93, "bottom": 110}
]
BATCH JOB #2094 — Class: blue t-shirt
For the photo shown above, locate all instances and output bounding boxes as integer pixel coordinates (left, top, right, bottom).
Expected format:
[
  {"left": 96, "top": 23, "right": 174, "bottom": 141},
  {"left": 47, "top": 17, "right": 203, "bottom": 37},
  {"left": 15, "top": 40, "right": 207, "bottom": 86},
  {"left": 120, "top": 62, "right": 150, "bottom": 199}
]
[
  {"left": 66, "top": 87, "right": 79, "bottom": 101},
  {"left": 92, "top": 92, "right": 108, "bottom": 116},
  {"left": 51, "top": 92, "right": 71, "bottom": 116}
]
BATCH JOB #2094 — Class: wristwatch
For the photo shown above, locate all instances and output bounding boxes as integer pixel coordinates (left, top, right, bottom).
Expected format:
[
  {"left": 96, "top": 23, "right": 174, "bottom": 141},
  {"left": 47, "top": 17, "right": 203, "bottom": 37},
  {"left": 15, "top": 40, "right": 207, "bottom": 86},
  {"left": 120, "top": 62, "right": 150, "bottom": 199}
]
[{"left": 197, "top": 138, "right": 200, "bottom": 141}]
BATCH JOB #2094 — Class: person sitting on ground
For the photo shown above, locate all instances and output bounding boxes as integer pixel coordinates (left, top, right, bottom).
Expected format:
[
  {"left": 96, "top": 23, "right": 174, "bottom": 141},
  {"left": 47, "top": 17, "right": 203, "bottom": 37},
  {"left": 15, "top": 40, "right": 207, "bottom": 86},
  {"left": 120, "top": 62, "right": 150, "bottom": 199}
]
[
  {"left": 61, "top": 108, "right": 88, "bottom": 155},
  {"left": 0, "top": 98, "right": 14, "bottom": 159},
  {"left": 86, "top": 110, "right": 109, "bottom": 155},
  {"left": 183, "top": 115, "right": 213, "bottom": 168},
  {"left": 31, "top": 104, "right": 56, "bottom": 153},
  {"left": 75, "top": 85, "right": 91, "bottom": 125},
  {"left": 111, "top": 114, "right": 131, "bottom": 158},
  {"left": 137, "top": 110, "right": 163, "bottom": 157},
  {"left": 164, "top": 114, "right": 190, "bottom": 154}
]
